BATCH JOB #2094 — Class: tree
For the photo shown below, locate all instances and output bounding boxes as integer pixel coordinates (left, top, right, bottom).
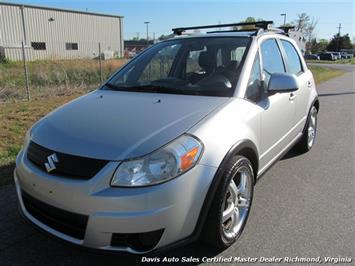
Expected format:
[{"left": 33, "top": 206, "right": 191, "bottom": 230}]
[
  {"left": 327, "top": 34, "right": 353, "bottom": 51},
  {"left": 318, "top": 39, "right": 330, "bottom": 52},
  {"left": 158, "top": 34, "right": 170, "bottom": 41},
  {"left": 308, "top": 38, "right": 329, "bottom": 54},
  {"left": 241, "top": 17, "right": 257, "bottom": 30},
  {"left": 293, "top": 13, "right": 317, "bottom": 41},
  {"left": 294, "top": 13, "right": 310, "bottom": 32},
  {"left": 283, "top": 22, "right": 293, "bottom": 27},
  {"left": 293, "top": 13, "right": 318, "bottom": 53},
  {"left": 233, "top": 17, "right": 266, "bottom": 30},
  {"left": 158, "top": 34, "right": 168, "bottom": 41}
]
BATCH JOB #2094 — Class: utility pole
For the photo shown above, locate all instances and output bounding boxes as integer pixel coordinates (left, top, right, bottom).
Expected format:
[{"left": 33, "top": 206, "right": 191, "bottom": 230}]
[
  {"left": 135, "top": 32, "right": 139, "bottom": 40},
  {"left": 280, "top": 13, "right": 287, "bottom": 26},
  {"left": 144, "top": 21, "right": 150, "bottom": 46},
  {"left": 337, "top": 23, "right": 342, "bottom": 36},
  {"left": 336, "top": 23, "right": 342, "bottom": 52}
]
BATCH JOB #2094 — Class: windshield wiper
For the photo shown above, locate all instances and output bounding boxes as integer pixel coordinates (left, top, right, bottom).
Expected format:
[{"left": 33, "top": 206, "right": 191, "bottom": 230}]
[
  {"left": 104, "top": 83, "right": 231, "bottom": 96},
  {"left": 104, "top": 83, "right": 152, "bottom": 91},
  {"left": 105, "top": 83, "right": 202, "bottom": 95}
]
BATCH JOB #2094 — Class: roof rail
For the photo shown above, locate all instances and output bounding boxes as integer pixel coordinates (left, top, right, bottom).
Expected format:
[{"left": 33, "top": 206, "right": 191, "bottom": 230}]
[{"left": 172, "top": 21, "right": 274, "bottom": 35}]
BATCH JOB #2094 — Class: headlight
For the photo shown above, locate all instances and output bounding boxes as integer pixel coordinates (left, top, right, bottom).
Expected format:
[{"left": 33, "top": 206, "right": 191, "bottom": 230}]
[{"left": 110, "top": 134, "right": 203, "bottom": 187}]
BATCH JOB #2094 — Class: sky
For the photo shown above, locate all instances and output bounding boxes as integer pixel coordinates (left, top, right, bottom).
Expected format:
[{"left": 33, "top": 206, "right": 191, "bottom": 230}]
[{"left": 2, "top": 0, "right": 354, "bottom": 40}]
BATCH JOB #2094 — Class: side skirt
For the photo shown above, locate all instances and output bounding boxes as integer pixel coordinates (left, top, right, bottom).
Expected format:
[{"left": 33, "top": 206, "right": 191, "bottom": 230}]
[{"left": 256, "top": 132, "right": 303, "bottom": 180}]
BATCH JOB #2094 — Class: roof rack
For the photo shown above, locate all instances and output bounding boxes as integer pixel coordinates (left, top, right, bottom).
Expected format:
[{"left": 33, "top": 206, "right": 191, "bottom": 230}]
[
  {"left": 278, "top": 26, "right": 295, "bottom": 34},
  {"left": 264, "top": 26, "right": 295, "bottom": 36},
  {"left": 206, "top": 29, "right": 260, "bottom": 34},
  {"left": 172, "top": 21, "right": 274, "bottom": 36}
]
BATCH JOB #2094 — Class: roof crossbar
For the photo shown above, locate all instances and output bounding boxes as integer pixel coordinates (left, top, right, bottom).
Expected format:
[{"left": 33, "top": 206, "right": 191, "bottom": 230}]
[
  {"left": 278, "top": 26, "right": 295, "bottom": 34},
  {"left": 172, "top": 21, "right": 274, "bottom": 35},
  {"left": 206, "top": 29, "right": 261, "bottom": 34}
]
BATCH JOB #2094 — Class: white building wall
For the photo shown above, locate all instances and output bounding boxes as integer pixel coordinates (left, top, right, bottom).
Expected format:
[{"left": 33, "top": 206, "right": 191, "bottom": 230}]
[{"left": 0, "top": 3, "right": 123, "bottom": 60}]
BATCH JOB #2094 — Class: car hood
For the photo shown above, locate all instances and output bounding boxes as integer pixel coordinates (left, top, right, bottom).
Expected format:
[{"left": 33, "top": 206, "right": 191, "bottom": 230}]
[{"left": 31, "top": 90, "right": 229, "bottom": 161}]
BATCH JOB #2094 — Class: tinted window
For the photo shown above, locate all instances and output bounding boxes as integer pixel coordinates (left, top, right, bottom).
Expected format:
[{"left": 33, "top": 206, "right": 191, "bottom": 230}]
[
  {"left": 245, "top": 53, "right": 262, "bottom": 102},
  {"left": 281, "top": 40, "right": 303, "bottom": 75},
  {"left": 260, "top": 39, "right": 285, "bottom": 75}
]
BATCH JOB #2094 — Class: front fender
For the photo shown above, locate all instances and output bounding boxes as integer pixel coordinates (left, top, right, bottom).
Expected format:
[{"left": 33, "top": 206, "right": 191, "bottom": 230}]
[{"left": 188, "top": 98, "right": 260, "bottom": 169}]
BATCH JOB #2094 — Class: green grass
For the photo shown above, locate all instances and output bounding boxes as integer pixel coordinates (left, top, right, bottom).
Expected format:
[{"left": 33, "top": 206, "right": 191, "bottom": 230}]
[
  {"left": 308, "top": 65, "right": 345, "bottom": 84},
  {"left": 0, "top": 64, "right": 346, "bottom": 186},
  {"left": 0, "top": 94, "right": 82, "bottom": 186},
  {"left": 306, "top": 57, "right": 355, "bottom": 65}
]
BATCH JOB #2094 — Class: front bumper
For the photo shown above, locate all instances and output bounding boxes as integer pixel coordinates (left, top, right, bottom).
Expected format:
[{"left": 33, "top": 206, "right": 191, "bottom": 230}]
[{"left": 14, "top": 149, "right": 217, "bottom": 254}]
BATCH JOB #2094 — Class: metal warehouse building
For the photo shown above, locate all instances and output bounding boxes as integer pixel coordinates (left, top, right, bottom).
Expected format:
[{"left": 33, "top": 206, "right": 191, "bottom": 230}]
[{"left": 0, "top": 2, "right": 124, "bottom": 60}]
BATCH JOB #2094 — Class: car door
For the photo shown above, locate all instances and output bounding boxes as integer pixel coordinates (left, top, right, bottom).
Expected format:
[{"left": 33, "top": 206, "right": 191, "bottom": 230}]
[
  {"left": 279, "top": 39, "right": 313, "bottom": 134},
  {"left": 257, "top": 38, "right": 296, "bottom": 171}
]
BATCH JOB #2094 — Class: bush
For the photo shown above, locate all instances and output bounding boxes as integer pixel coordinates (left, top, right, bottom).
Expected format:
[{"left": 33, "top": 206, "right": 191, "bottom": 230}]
[{"left": 0, "top": 54, "right": 10, "bottom": 64}]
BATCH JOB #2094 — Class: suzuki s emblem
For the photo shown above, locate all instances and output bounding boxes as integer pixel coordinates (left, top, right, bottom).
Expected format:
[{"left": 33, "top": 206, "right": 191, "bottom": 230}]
[{"left": 45, "top": 153, "right": 58, "bottom": 173}]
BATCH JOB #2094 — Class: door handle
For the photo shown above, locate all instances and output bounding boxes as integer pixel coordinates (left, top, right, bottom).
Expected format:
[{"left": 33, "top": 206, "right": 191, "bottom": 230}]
[
  {"left": 289, "top": 92, "right": 296, "bottom": 101},
  {"left": 307, "top": 81, "right": 313, "bottom": 88}
]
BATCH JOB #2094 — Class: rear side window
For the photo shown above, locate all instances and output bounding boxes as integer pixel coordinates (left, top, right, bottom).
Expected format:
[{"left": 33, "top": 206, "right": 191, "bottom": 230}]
[
  {"left": 280, "top": 40, "right": 303, "bottom": 75},
  {"left": 260, "top": 39, "right": 285, "bottom": 75}
]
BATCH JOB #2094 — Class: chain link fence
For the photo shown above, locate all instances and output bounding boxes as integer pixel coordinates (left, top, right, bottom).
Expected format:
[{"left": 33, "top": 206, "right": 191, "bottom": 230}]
[{"left": 0, "top": 41, "right": 127, "bottom": 102}]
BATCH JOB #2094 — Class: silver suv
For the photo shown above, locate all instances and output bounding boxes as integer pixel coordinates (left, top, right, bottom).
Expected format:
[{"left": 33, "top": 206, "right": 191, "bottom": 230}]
[{"left": 15, "top": 21, "right": 319, "bottom": 254}]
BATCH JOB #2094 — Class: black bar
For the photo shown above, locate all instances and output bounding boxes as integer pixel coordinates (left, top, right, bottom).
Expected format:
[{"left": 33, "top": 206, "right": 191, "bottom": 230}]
[
  {"left": 207, "top": 29, "right": 261, "bottom": 34},
  {"left": 278, "top": 26, "right": 295, "bottom": 33},
  {"left": 172, "top": 21, "right": 273, "bottom": 35}
]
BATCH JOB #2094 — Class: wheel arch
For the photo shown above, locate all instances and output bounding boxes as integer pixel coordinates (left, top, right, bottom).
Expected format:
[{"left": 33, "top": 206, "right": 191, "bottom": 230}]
[
  {"left": 314, "top": 98, "right": 320, "bottom": 112},
  {"left": 237, "top": 146, "right": 258, "bottom": 180},
  {"left": 303, "top": 96, "right": 319, "bottom": 133},
  {"left": 192, "top": 139, "right": 259, "bottom": 240}
]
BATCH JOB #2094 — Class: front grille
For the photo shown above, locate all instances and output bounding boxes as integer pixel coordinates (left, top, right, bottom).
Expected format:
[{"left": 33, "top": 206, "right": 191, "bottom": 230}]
[
  {"left": 21, "top": 190, "right": 88, "bottom": 240},
  {"left": 27, "top": 141, "right": 108, "bottom": 179}
]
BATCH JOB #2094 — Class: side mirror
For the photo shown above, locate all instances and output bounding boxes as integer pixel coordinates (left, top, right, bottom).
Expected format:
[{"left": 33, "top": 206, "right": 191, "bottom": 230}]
[{"left": 267, "top": 73, "right": 299, "bottom": 93}]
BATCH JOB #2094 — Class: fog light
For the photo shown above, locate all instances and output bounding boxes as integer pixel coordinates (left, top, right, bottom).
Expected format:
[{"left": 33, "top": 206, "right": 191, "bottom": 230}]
[{"left": 111, "top": 229, "right": 164, "bottom": 252}]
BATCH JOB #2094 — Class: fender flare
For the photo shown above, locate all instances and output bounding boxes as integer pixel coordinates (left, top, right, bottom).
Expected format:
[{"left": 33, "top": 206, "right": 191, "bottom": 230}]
[
  {"left": 303, "top": 96, "right": 319, "bottom": 133},
  {"left": 192, "top": 139, "right": 259, "bottom": 240}
]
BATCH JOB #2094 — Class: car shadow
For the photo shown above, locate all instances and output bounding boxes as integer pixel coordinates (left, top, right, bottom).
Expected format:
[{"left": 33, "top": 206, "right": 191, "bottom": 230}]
[
  {"left": 0, "top": 162, "right": 15, "bottom": 186},
  {"left": 156, "top": 242, "right": 221, "bottom": 264},
  {"left": 27, "top": 230, "right": 222, "bottom": 265},
  {"left": 318, "top": 91, "right": 355, "bottom": 97},
  {"left": 2, "top": 183, "right": 222, "bottom": 265},
  {"left": 280, "top": 148, "right": 302, "bottom": 161}
]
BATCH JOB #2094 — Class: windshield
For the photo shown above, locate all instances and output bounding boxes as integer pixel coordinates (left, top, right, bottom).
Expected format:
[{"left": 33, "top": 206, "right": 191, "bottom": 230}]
[{"left": 105, "top": 37, "right": 251, "bottom": 97}]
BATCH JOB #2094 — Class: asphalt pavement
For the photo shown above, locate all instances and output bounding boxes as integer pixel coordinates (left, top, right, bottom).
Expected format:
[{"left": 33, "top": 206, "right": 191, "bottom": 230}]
[{"left": 0, "top": 64, "right": 354, "bottom": 265}]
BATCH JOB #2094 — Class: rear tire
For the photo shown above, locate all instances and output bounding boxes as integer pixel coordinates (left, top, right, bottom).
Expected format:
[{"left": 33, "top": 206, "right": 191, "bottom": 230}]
[
  {"left": 295, "top": 105, "right": 318, "bottom": 153},
  {"left": 201, "top": 155, "right": 254, "bottom": 249}
]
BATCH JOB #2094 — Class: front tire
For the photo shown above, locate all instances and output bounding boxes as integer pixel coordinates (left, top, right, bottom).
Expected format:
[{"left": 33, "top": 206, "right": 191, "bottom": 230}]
[
  {"left": 296, "top": 105, "right": 318, "bottom": 153},
  {"left": 201, "top": 155, "right": 254, "bottom": 249}
]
